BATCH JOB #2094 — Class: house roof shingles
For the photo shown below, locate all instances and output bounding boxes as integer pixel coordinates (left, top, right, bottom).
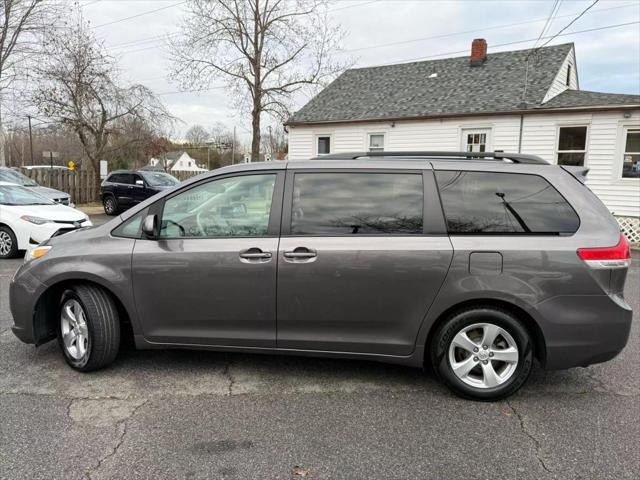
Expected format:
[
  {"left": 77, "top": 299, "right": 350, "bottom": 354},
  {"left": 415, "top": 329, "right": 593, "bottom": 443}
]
[
  {"left": 287, "top": 43, "right": 639, "bottom": 125},
  {"left": 538, "top": 89, "right": 640, "bottom": 109}
]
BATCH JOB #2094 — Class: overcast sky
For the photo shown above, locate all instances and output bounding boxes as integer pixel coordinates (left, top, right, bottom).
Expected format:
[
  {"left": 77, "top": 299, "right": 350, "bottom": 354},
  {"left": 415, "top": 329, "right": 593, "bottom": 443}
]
[{"left": 81, "top": 0, "right": 640, "bottom": 140}]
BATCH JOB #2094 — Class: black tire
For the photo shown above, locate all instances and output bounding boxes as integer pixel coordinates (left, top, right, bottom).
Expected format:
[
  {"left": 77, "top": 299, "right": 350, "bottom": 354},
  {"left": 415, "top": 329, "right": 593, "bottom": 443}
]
[
  {"left": 57, "top": 284, "right": 120, "bottom": 372},
  {"left": 0, "top": 225, "right": 19, "bottom": 259},
  {"left": 103, "top": 195, "right": 119, "bottom": 215},
  {"left": 431, "top": 307, "right": 533, "bottom": 401}
]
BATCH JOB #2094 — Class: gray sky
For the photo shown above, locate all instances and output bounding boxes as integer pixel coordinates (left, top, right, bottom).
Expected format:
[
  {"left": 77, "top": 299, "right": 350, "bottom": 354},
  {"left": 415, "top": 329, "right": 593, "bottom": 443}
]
[{"left": 82, "top": 0, "right": 640, "bottom": 140}]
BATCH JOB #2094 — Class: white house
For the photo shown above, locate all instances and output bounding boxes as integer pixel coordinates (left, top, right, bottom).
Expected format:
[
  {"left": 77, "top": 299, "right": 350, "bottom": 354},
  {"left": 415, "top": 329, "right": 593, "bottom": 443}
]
[
  {"left": 149, "top": 151, "right": 207, "bottom": 173},
  {"left": 286, "top": 40, "right": 640, "bottom": 243}
]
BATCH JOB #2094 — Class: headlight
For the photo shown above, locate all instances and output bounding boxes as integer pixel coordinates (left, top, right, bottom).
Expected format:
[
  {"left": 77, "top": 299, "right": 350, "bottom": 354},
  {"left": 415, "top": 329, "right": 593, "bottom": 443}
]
[
  {"left": 20, "top": 215, "right": 51, "bottom": 225},
  {"left": 25, "top": 245, "right": 51, "bottom": 262}
]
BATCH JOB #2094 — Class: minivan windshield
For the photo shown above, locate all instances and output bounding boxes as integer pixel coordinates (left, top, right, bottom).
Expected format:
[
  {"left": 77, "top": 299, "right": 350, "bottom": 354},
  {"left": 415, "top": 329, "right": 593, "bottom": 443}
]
[
  {"left": 140, "top": 171, "right": 179, "bottom": 187},
  {"left": 0, "top": 185, "right": 54, "bottom": 205},
  {"left": 0, "top": 167, "right": 38, "bottom": 187}
]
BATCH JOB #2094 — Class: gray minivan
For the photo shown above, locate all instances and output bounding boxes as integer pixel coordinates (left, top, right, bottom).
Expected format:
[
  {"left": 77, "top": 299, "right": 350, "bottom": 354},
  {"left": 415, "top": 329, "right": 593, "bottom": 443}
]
[{"left": 9, "top": 152, "right": 633, "bottom": 400}]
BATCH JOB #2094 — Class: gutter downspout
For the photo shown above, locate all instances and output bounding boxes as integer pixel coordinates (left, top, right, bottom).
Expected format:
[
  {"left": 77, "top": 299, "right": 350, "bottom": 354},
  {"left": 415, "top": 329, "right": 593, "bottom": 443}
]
[{"left": 517, "top": 114, "right": 524, "bottom": 153}]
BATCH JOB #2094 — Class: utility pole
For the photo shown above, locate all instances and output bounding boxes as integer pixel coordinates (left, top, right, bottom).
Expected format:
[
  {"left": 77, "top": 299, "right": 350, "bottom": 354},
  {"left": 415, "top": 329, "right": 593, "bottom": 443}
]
[
  {"left": 231, "top": 126, "right": 236, "bottom": 165},
  {"left": 27, "top": 116, "right": 34, "bottom": 166}
]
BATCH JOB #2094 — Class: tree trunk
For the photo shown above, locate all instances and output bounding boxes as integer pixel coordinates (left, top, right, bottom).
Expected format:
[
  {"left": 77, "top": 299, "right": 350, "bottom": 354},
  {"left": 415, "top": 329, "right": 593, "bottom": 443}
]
[
  {"left": 251, "top": 102, "right": 261, "bottom": 162},
  {"left": 0, "top": 106, "right": 5, "bottom": 167}
]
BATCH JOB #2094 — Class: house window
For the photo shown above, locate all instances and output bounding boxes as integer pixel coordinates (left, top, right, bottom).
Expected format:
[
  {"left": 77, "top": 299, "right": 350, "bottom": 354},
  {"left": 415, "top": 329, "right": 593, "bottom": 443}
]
[
  {"left": 463, "top": 130, "right": 489, "bottom": 153},
  {"left": 317, "top": 136, "right": 331, "bottom": 155},
  {"left": 566, "top": 64, "right": 572, "bottom": 87},
  {"left": 622, "top": 128, "right": 640, "bottom": 178},
  {"left": 557, "top": 126, "right": 587, "bottom": 166},
  {"left": 368, "top": 134, "right": 385, "bottom": 152}
]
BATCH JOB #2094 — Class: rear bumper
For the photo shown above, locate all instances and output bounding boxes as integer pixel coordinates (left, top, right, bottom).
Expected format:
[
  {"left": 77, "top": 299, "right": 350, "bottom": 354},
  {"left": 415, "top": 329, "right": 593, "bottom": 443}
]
[{"left": 536, "top": 294, "right": 632, "bottom": 369}]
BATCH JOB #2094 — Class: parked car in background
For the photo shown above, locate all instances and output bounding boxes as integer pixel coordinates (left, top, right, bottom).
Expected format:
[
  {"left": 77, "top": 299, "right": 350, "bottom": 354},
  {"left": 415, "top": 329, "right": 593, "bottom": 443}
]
[
  {"left": 21, "top": 165, "right": 71, "bottom": 172},
  {"left": 100, "top": 170, "right": 180, "bottom": 215},
  {"left": 9, "top": 151, "right": 633, "bottom": 400},
  {"left": 0, "top": 182, "right": 91, "bottom": 259},
  {"left": 0, "top": 167, "right": 73, "bottom": 206}
]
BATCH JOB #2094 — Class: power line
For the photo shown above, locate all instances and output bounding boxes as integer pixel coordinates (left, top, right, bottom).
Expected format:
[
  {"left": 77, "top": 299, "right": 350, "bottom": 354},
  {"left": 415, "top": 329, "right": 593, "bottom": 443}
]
[
  {"left": 537, "top": 0, "right": 600, "bottom": 50},
  {"left": 104, "top": 2, "right": 638, "bottom": 55},
  {"left": 533, "top": 0, "right": 562, "bottom": 50},
  {"left": 93, "top": 1, "right": 186, "bottom": 28},
  {"left": 100, "top": 0, "right": 382, "bottom": 49},
  {"left": 362, "top": 20, "right": 639, "bottom": 68},
  {"left": 337, "top": 2, "right": 635, "bottom": 55}
]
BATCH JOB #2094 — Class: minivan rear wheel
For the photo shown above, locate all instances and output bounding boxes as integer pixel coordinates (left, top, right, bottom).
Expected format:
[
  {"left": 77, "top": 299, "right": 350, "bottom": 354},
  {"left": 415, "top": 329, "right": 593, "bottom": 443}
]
[
  {"left": 431, "top": 307, "right": 533, "bottom": 401},
  {"left": 58, "top": 284, "right": 120, "bottom": 372}
]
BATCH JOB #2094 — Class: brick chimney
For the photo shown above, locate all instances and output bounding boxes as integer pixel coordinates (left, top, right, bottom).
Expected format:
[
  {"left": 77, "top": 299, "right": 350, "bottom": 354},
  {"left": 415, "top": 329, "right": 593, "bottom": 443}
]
[{"left": 470, "top": 38, "right": 487, "bottom": 66}]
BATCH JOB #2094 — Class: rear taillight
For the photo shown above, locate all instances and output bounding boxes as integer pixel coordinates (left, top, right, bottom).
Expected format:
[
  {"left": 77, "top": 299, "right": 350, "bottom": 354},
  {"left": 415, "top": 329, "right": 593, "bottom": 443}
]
[{"left": 577, "top": 234, "right": 631, "bottom": 269}]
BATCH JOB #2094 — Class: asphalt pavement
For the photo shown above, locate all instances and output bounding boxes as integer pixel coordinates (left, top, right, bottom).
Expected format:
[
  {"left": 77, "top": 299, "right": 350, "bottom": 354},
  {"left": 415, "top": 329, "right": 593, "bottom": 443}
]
[{"left": 0, "top": 220, "right": 638, "bottom": 479}]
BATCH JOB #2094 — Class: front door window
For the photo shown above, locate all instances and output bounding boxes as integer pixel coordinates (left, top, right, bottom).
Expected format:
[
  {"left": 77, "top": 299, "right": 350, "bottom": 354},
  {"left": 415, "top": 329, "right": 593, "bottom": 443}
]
[{"left": 160, "top": 174, "right": 276, "bottom": 238}]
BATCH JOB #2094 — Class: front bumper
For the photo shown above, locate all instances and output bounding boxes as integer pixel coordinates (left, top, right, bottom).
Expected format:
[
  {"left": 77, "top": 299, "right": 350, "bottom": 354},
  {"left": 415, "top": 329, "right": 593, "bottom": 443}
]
[
  {"left": 9, "top": 267, "right": 46, "bottom": 344},
  {"left": 536, "top": 294, "right": 633, "bottom": 369},
  {"left": 21, "top": 219, "right": 93, "bottom": 248}
]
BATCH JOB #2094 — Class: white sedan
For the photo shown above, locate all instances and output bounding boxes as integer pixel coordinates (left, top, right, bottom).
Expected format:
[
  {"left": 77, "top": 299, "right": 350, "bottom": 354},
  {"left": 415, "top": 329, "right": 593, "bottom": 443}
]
[{"left": 0, "top": 182, "right": 92, "bottom": 259}]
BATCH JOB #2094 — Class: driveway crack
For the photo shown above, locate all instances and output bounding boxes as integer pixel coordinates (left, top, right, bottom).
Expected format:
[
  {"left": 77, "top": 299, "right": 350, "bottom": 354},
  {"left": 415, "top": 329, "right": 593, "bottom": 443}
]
[
  {"left": 506, "top": 400, "right": 552, "bottom": 475},
  {"left": 224, "top": 357, "right": 235, "bottom": 395},
  {"left": 84, "top": 399, "right": 148, "bottom": 479}
]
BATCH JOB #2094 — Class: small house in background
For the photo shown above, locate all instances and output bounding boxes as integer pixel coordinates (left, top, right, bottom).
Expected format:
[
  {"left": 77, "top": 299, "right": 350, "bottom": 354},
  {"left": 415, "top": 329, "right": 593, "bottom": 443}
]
[
  {"left": 286, "top": 39, "right": 640, "bottom": 243},
  {"left": 149, "top": 151, "right": 207, "bottom": 173}
]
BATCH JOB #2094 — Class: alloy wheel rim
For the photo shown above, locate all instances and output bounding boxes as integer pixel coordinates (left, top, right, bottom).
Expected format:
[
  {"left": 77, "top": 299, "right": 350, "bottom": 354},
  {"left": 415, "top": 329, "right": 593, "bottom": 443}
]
[
  {"left": 0, "top": 231, "right": 12, "bottom": 255},
  {"left": 448, "top": 322, "right": 519, "bottom": 389},
  {"left": 105, "top": 198, "right": 114, "bottom": 213},
  {"left": 60, "top": 299, "right": 89, "bottom": 361}
]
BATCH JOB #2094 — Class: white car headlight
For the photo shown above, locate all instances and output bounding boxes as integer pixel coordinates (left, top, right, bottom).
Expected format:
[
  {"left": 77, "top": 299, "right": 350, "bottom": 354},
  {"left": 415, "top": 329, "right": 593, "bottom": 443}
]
[{"left": 20, "top": 215, "right": 51, "bottom": 225}]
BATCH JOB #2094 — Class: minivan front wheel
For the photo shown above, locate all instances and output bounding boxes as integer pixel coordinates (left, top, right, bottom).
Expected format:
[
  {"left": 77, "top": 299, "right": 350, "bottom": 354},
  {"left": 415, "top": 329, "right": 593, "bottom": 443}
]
[
  {"left": 58, "top": 284, "right": 120, "bottom": 372},
  {"left": 432, "top": 307, "right": 533, "bottom": 401}
]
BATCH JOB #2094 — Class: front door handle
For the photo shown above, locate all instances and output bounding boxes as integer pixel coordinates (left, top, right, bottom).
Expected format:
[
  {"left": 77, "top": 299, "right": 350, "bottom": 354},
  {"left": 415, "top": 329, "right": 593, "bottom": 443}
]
[
  {"left": 283, "top": 247, "right": 317, "bottom": 260},
  {"left": 239, "top": 248, "right": 272, "bottom": 262}
]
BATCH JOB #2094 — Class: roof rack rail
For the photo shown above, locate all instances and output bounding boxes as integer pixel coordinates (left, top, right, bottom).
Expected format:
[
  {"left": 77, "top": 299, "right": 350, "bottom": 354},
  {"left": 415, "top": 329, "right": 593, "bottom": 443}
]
[{"left": 312, "top": 151, "right": 549, "bottom": 165}]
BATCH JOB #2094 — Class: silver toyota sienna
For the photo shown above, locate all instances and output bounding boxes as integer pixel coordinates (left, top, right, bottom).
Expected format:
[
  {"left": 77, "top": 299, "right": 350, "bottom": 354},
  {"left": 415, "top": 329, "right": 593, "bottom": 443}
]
[{"left": 9, "top": 151, "right": 633, "bottom": 400}]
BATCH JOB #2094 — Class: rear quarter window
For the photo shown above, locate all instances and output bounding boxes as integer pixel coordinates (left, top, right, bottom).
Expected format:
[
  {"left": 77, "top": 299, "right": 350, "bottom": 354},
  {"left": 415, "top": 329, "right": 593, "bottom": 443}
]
[{"left": 435, "top": 170, "right": 579, "bottom": 235}]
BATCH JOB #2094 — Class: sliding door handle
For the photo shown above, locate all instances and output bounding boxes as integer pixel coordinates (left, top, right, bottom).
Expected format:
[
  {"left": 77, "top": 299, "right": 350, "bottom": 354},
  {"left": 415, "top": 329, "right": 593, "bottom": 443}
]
[{"left": 283, "top": 247, "right": 317, "bottom": 259}]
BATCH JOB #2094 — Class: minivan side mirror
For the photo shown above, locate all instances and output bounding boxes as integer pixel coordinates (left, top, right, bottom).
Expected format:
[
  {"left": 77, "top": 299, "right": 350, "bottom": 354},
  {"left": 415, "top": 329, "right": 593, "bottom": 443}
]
[{"left": 142, "top": 214, "right": 158, "bottom": 238}]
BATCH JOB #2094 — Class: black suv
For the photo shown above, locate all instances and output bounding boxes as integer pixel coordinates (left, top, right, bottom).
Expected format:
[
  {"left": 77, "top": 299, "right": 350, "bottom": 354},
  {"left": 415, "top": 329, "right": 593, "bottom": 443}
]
[{"left": 101, "top": 170, "right": 180, "bottom": 215}]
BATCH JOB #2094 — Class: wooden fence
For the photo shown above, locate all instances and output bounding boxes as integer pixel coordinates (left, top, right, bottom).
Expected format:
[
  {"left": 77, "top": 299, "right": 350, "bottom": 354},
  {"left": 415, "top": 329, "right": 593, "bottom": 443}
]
[
  {"left": 23, "top": 169, "right": 100, "bottom": 204},
  {"left": 22, "top": 168, "right": 207, "bottom": 205}
]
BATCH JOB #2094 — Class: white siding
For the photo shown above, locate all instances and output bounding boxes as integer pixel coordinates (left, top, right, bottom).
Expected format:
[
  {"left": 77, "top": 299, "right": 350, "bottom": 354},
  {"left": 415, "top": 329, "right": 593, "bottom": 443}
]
[
  {"left": 542, "top": 47, "right": 579, "bottom": 103},
  {"left": 288, "top": 110, "right": 640, "bottom": 217}
]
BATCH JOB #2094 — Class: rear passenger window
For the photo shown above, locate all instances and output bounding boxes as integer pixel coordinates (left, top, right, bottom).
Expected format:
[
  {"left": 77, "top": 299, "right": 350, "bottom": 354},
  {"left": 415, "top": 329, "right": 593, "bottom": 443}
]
[
  {"left": 291, "top": 173, "right": 423, "bottom": 235},
  {"left": 109, "top": 173, "right": 131, "bottom": 184},
  {"left": 435, "top": 171, "right": 579, "bottom": 234}
]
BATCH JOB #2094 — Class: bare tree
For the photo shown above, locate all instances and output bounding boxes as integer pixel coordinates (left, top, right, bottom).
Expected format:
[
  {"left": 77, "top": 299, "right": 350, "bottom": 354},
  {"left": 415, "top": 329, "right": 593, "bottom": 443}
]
[
  {"left": 32, "top": 14, "right": 173, "bottom": 181},
  {"left": 185, "top": 124, "right": 210, "bottom": 145},
  {"left": 169, "top": 0, "right": 347, "bottom": 161},
  {"left": 0, "top": 0, "right": 58, "bottom": 166}
]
